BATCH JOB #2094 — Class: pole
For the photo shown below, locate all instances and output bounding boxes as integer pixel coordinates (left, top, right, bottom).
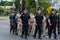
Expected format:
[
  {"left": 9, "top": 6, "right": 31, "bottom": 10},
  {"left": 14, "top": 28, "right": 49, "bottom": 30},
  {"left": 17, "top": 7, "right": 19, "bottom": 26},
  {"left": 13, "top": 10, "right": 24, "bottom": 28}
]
[
  {"left": 35, "top": 0, "right": 38, "bottom": 11},
  {"left": 13, "top": 0, "right": 14, "bottom": 10},
  {"left": 20, "top": 0, "right": 22, "bottom": 11}
]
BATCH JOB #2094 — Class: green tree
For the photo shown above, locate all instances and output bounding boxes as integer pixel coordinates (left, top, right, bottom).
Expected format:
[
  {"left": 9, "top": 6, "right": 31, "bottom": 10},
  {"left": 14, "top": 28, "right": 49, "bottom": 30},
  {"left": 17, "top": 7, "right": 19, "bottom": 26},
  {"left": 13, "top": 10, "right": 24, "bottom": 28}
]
[
  {"left": 5, "top": 1, "right": 13, "bottom": 6},
  {"left": 0, "top": 1, "right": 6, "bottom": 6},
  {"left": 24, "top": 0, "right": 36, "bottom": 8},
  {"left": 14, "top": 0, "right": 51, "bottom": 13},
  {"left": 0, "top": 1, "right": 13, "bottom": 6},
  {"left": 24, "top": 0, "right": 36, "bottom": 13},
  {"left": 15, "top": 0, "right": 20, "bottom": 10},
  {"left": 0, "top": 6, "right": 4, "bottom": 16},
  {"left": 6, "top": 10, "right": 10, "bottom": 16},
  {"left": 0, "top": 6, "right": 3, "bottom": 12},
  {"left": 24, "top": 0, "right": 30, "bottom": 8},
  {"left": 14, "top": 0, "right": 36, "bottom": 11},
  {"left": 38, "top": 0, "right": 51, "bottom": 15}
]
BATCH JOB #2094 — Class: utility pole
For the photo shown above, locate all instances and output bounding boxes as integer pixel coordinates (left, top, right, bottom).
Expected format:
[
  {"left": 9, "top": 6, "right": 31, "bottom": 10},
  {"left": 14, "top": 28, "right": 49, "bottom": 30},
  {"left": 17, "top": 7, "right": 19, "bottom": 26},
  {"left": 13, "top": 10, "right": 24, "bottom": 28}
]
[
  {"left": 13, "top": 0, "right": 15, "bottom": 10},
  {"left": 20, "top": 0, "right": 22, "bottom": 11},
  {"left": 35, "top": 0, "right": 38, "bottom": 11}
]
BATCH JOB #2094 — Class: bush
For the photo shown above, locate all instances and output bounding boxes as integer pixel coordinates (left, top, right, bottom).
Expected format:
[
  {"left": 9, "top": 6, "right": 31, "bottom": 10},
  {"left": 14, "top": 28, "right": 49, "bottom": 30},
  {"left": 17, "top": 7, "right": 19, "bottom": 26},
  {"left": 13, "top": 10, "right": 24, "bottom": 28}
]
[
  {"left": 0, "top": 1, "right": 6, "bottom": 6},
  {"left": 0, "top": 6, "right": 3, "bottom": 12},
  {"left": 6, "top": 10, "right": 10, "bottom": 16},
  {"left": 0, "top": 6, "right": 4, "bottom": 16},
  {"left": 5, "top": 1, "right": 13, "bottom": 6}
]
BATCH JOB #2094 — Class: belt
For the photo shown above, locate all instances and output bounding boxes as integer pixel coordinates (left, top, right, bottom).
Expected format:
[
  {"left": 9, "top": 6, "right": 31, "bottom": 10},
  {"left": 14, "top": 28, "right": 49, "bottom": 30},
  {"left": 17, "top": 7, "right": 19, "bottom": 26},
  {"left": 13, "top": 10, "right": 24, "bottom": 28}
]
[{"left": 31, "top": 22, "right": 34, "bottom": 23}]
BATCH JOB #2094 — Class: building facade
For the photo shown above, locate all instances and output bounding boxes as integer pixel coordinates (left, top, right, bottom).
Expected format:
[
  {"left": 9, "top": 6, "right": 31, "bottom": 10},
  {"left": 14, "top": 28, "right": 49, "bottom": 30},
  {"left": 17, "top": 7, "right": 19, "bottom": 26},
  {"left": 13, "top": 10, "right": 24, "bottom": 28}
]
[
  {"left": 50, "top": 0, "right": 60, "bottom": 9},
  {"left": 0, "top": 0, "right": 15, "bottom": 9}
]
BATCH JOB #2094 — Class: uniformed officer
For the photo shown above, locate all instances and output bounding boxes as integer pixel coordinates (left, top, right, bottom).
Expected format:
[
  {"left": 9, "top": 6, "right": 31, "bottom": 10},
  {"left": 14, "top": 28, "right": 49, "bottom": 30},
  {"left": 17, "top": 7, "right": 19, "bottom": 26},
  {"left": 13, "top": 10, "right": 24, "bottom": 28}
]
[
  {"left": 46, "top": 15, "right": 49, "bottom": 29},
  {"left": 56, "top": 12, "right": 60, "bottom": 35},
  {"left": 42, "top": 15, "right": 46, "bottom": 37},
  {"left": 33, "top": 8, "right": 43, "bottom": 39},
  {"left": 28, "top": 12, "right": 35, "bottom": 36},
  {"left": 58, "top": 16, "right": 60, "bottom": 35},
  {"left": 9, "top": 8, "right": 15, "bottom": 34},
  {"left": 20, "top": 8, "right": 30, "bottom": 39},
  {"left": 45, "top": 15, "right": 49, "bottom": 36},
  {"left": 14, "top": 10, "right": 18, "bottom": 35},
  {"left": 16, "top": 13, "right": 22, "bottom": 36},
  {"left": 48, "top": 9, "right": 58, "bottom": 39},
  {"left": 10, "top": 9, "right": 17, "bottom": 35}
]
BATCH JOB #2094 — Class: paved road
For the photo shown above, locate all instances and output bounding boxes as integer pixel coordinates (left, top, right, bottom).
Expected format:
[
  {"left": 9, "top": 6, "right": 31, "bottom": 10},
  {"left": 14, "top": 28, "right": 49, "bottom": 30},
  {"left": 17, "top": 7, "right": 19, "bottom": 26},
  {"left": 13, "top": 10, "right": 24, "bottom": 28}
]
[{"left": 0, "top": 18, "right": 60, "bottom": 40}]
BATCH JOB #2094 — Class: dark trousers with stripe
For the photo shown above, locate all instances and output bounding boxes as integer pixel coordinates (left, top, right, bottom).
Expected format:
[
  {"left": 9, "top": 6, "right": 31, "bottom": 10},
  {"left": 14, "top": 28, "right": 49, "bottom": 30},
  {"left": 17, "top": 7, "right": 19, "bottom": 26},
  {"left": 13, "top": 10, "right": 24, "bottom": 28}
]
[
  {"left": 48, "top": 24, "right": 57, "bottom": 39},
  {"left": 34, "top": 23, "right": 42, "bottom": 38},
  {"left": 22, "top": 23, "right": 29, "bottom": 38},
  {"left": 10, "top": 25, "right": 14, "bottom": 34}
]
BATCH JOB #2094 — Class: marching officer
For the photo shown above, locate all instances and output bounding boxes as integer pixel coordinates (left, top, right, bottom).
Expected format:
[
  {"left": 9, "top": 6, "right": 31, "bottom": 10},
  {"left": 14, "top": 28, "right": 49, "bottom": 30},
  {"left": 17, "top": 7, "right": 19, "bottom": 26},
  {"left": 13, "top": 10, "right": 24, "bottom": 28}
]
[
  {"left": 16, "top": 12, "right": 22, "bottom": 36},
  {"left": 56, "top": 11, "right": 60, "bottom": 35},
  {"left": 33, "top": 8, "right": 43, "bottom": 39},
  {"left": 58, "top": 16, "right": 60, "bottom": 35},
  {"left": 48, "top": 9, "right": 58, "bottom": 39},
  {"left": 42, "top": 14, "right": 46, "bottom": 37},
  {"left": 45, "top": 15, "right": 50, "bottom": 37},
  {"left": 20, "top": 8, "right": 30, "bottom": 39},
  {"left": 28, "top": 12, "right": 35, "bottom": 36},
  {"left": 46, "top": 15, "right": 49, "bottom": 30},
  {"left": 9, "top": 8, "right": 15, "bottom": 34}
]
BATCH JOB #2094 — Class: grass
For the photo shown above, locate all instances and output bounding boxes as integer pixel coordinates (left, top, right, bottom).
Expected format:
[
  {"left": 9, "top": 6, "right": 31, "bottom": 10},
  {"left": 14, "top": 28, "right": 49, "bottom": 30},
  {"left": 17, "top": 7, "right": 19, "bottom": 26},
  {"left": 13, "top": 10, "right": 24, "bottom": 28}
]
[{"left": 0, "top": 16, "right": 9, "bottom": 19}]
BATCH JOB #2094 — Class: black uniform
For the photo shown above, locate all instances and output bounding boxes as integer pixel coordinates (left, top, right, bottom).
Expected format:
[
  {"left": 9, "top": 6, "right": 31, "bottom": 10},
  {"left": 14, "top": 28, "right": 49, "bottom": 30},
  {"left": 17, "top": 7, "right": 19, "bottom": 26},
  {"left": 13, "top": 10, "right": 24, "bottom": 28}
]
[
  {"left": 48, "top": 14, "right": 58, "bottom": 39},
  {"left": 9, "top": 13, "right": 15, "bottom": 34},
  {"left": 20, "top": 13, "right": 30, "bottom": 39},
  {"left": 46, "top": 17, "right": 50, "bottom": 35},
  {"left": 57, "top": 15, "right": 60, "bottom": 34},
  {"left": 34, "top": 13, "right": 43, "bottom": 39},
  {"left": 14, "top": 12, "right": 18, "bottom": 35}
]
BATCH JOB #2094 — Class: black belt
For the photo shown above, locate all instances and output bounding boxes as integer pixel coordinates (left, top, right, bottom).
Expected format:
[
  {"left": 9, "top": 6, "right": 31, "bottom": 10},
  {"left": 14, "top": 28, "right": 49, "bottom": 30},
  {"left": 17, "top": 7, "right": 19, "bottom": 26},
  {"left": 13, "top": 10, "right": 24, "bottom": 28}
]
[{"left": 31, "top": 22, "right": 34, "bottom": 23}]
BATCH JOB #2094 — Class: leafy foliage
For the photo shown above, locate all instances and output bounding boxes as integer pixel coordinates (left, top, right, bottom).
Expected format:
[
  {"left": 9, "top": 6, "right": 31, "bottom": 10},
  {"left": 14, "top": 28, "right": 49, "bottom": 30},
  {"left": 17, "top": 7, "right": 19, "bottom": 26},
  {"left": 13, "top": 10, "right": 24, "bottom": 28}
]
[
  {"left": 0, "top": 1, "right": 6, "bottom": 6},
  {"left": 0, "top": 6, "right": 3, "bottom": 12},
  {"left": 14, "top": 0, "right": 51, "bottom": 14},
  {"left": 38, "top": 1, "right": 51, "bottom": 15},
  {"left": 15, "top": 0, "right": 20, "bottom": 10},
  {"left": 5, "top": 1, "right": 13, "bottom": 6},
  {"left": 0, "top": 1, "right": 13, "bottom": 6},
  {"left": 29, "top": 8, "right": 36, "bottom": 13}
]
